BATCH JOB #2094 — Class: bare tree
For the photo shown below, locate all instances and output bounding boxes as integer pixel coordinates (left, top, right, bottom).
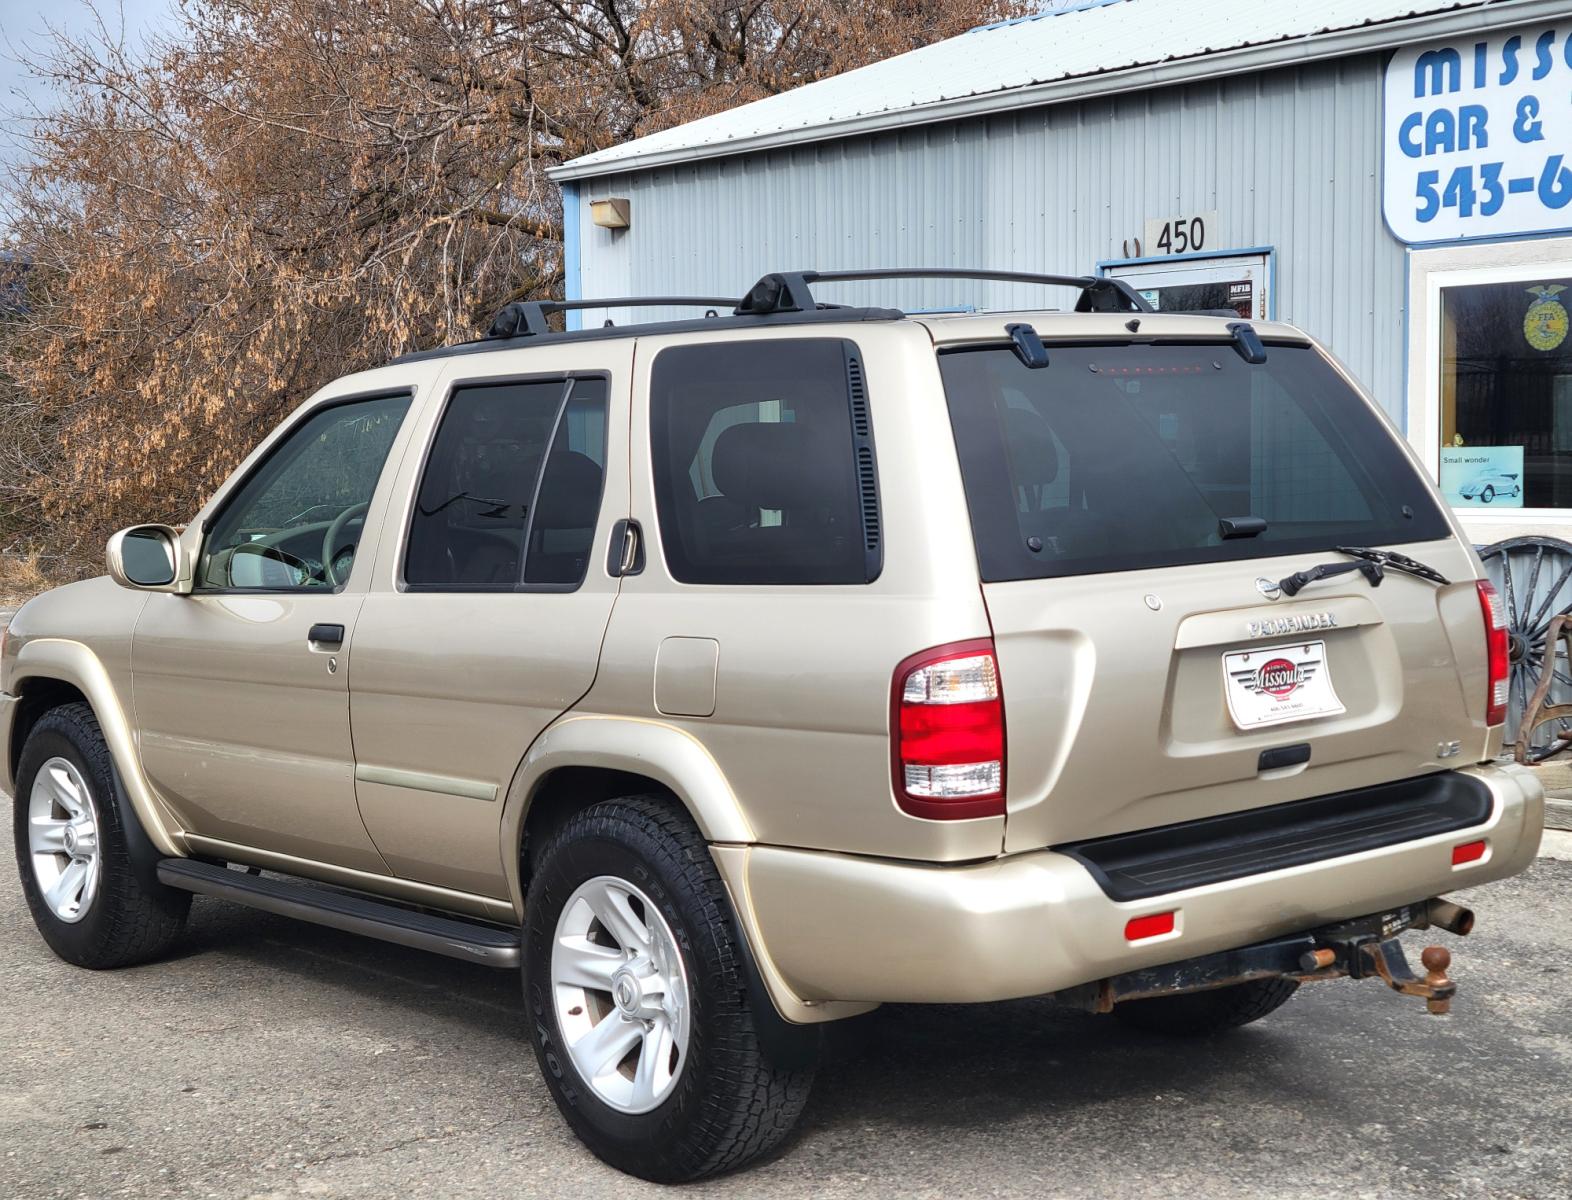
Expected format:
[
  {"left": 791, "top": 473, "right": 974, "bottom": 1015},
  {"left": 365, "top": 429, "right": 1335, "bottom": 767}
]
[{"left": 0, "top": 0, "right": 1027, "bottom": 559}]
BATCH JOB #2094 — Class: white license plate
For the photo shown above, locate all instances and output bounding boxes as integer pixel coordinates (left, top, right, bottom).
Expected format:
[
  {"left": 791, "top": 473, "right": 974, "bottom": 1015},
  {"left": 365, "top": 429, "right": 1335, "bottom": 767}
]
[{"left": 1222, "top": 641, "right": 1345, "bottom": 730}]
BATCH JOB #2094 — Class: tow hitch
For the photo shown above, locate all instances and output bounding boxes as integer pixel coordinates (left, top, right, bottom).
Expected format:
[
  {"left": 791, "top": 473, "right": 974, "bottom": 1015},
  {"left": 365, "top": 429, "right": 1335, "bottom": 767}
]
[
  {"left": 1343, "top": 940, "right": 1456, "bottom": 1015},
  {"left": 1064, "top": 898, "right": 1472, "bottom": 1017}
]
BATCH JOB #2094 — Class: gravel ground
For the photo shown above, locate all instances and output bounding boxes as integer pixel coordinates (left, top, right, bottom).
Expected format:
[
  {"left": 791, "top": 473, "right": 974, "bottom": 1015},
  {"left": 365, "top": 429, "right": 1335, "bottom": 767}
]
[{"left": 1, "top": 845, "right": 1569, "bottom": 1200}]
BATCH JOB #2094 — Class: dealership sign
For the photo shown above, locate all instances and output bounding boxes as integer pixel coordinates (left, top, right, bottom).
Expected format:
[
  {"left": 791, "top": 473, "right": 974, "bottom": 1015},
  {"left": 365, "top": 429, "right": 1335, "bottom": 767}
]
[{"left": 1384, "top": 25, "right": 1572, "bottom": 243}]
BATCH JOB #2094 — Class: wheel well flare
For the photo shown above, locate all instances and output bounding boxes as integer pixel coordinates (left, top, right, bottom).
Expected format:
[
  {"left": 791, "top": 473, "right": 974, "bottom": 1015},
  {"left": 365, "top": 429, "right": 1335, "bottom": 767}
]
[{"left": 9, "top": 678, "right": 89, "bottom": 780}]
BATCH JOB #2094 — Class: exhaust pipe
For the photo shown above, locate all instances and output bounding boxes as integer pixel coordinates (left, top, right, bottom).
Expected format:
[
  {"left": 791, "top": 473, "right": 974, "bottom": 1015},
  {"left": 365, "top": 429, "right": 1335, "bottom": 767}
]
[{"left": 1422, "top": 897, "right": 1475, "bottom": 937}]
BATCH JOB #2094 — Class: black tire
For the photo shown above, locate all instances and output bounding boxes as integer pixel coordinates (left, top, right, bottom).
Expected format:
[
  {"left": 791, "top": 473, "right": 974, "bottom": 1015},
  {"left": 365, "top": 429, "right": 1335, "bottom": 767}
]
[
  {"left": 12, "top": 703, "right": 189, "bottom": 968},
  {"left": 1482, "top": 486, "right": 1495, "bottom": 503},
  {"left": 1111, "top": 977, "right": 1299, "bottom": 1036},
  {"left": 523, "top": 795, "right": 817, "bottom": 1182}
]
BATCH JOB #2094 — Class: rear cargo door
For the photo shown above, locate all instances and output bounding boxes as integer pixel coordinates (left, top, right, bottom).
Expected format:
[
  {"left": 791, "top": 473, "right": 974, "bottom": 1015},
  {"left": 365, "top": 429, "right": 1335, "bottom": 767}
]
[{"left": 939, "top": 336, "right": 1493, "bottom": 853}]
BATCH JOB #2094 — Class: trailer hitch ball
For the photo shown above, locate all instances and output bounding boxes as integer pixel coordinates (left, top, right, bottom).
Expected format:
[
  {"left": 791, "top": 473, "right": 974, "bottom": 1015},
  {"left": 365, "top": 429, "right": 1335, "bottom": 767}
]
[
  {"left": 1356, "top": 938, "right": 1458, "bottom": 1014},
  {"left": 1421, "top": 946, "right": 1454, "bottom": 1016}
]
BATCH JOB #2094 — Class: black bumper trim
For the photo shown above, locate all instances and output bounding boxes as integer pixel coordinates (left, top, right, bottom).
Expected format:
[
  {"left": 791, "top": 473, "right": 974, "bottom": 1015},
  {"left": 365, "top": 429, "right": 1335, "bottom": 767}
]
[{"left": 1055, "top": 771, "right": 1493, "bottom": 902}]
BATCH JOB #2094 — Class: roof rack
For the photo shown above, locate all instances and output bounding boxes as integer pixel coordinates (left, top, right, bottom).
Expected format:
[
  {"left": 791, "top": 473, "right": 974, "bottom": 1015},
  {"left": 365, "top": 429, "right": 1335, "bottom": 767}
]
[
  {"left": 486, "top": 296, "right": 740, "bottom": 339},
  {"left": 733, "top": 268, "right": 1152, "bottom": 316},
  {"left": 475, "top": 266, "right": 1151, "bottom": 347}
]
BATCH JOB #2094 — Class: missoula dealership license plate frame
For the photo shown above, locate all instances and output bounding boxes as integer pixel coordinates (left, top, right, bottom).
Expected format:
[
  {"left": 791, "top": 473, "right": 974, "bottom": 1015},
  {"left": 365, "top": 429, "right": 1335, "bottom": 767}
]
[{"left": 1222, "top": 641, "right": 1346, "bottom": 731}]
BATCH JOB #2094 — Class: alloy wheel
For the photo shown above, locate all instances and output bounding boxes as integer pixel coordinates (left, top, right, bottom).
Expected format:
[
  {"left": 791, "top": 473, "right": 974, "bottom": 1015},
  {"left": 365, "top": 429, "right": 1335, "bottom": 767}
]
[
  {"left": 27, "top": 757, "right": 102, "bottom": 923},
  {"left": 550, "top": 875, "right": 691, "bottom": 1114}
]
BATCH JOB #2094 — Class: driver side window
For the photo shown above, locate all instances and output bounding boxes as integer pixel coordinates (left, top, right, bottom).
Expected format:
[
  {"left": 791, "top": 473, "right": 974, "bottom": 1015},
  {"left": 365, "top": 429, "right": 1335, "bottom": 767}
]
[{"left": 198, "top": 393, "right": 412, "bottom": 591}]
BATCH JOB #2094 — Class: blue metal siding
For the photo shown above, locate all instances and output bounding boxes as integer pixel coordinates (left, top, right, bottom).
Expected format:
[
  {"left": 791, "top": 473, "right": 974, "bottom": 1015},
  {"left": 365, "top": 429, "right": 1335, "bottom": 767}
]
[
  {"left": 577, "top": 53, "right": 1408, "bottom": 419},
  {"left": 561, "top": 182, "right": 582, "bottom": 331}
]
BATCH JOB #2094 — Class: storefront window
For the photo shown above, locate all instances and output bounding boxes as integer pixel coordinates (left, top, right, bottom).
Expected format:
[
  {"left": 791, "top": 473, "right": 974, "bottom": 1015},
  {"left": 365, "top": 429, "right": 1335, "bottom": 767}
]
[{"left": 1439, "top": 277, "right": 1572, "bottom": 509}]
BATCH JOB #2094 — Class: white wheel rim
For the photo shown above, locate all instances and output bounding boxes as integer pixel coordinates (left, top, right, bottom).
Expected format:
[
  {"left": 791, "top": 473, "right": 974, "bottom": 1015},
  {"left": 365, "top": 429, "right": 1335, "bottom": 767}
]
[
  {"left": 550, "top": 875, "right": 691, "bottom": 1114},
  {"left": 28, "top": 757, "right": 102, "bottom": 924}
]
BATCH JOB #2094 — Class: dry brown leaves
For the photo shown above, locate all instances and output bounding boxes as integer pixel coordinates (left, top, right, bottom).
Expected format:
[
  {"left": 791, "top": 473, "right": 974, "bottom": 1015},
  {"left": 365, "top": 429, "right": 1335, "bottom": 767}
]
[{"left": 0, "top": 0, "right": 1027, "bottom": 563}]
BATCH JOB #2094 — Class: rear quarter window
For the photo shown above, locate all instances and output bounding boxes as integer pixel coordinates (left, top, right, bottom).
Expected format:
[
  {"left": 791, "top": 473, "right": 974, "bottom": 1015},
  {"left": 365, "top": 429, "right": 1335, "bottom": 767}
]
[
  {"left": 649, "top": 339, "right": 880, "bottom": 585},
  {"left": 940, "top": 341, "right": 1451, "bottom": 582}
]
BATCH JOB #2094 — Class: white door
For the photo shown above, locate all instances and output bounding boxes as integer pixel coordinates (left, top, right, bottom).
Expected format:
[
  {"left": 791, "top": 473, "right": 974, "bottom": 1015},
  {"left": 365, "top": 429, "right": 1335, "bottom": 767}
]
[{"left": 1104, "top": 251, "right": 1272, "bottom": 320}]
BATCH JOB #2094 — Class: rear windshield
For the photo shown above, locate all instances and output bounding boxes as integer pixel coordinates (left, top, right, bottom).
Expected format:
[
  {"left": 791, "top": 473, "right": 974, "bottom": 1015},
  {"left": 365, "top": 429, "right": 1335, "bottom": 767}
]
[{"left": 940, "top": 341, "right": 1451, "bottom": 582}]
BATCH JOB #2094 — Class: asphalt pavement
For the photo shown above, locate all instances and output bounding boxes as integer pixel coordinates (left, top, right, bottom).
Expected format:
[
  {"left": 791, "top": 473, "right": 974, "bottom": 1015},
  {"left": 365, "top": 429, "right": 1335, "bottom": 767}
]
[{"left": 2, "top": 843, "right": 1570, "bottom": 1199}]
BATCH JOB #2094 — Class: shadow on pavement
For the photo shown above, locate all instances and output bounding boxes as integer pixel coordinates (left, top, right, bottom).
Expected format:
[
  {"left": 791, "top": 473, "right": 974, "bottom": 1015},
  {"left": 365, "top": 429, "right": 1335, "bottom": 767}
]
[{"left": 176, "top": 891, "right": 1288, "bottom": 1133}]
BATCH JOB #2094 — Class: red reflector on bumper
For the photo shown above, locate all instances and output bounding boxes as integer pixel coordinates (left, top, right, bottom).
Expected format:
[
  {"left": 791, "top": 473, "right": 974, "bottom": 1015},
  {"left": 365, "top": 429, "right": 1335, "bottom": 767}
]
[
  {"left": 1124, "top": 911, "right": 1176, "bottom": 942},
  {"left": 1452, "top": 839, "right": 1487, "bottom": 866}
]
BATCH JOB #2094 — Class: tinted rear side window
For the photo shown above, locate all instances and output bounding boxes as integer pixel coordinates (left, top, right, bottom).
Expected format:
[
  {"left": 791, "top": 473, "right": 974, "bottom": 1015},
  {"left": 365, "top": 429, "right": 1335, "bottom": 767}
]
[
  {"left": 406, "top": 376, "right": 607, "bottom": 590},
  {"left": 649, "top": 339, "right": 879, "bottom": 585},
  {"left": 940, "top": 342, "right": 1451, "bottom": 582}
]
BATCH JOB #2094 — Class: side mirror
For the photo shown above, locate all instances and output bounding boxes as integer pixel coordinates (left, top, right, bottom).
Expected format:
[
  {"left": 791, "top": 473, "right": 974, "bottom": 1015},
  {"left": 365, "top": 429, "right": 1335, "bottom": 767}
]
[{"left": 107, "top": 525, "right": 192, "bottom": 593}]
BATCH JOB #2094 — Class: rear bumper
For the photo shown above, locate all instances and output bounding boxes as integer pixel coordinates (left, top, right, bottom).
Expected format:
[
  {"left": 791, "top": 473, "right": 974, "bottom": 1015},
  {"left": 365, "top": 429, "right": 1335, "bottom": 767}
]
[{"left": 730, "top": 762, "right": 1542, "bottom": 1008}]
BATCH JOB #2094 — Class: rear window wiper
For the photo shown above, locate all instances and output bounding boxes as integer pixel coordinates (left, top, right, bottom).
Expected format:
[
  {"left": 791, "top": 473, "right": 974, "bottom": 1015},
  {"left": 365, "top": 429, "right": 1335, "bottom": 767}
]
[
  {"left": 1280, "top": 559, "right": 1384, "bottom": 597},
  {"left": 1335, "top": 546, "right": 1450, "bottom": 588},
  {"left": 1279, "top": 547, "right": 1451, "bottom": 598}
]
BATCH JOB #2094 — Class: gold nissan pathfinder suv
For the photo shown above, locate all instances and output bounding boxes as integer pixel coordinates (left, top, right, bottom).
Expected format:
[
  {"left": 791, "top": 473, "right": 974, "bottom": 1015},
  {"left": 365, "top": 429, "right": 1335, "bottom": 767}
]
[{"left": 2, "top": 269, "right": 1543, "bottom": 1181}]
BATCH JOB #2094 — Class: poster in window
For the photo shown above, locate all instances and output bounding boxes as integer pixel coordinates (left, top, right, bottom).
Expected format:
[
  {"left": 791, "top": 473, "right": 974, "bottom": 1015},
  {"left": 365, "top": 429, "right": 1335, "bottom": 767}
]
[{"left": 1439, "top": 445, "right": 1525, "bottom": 508}]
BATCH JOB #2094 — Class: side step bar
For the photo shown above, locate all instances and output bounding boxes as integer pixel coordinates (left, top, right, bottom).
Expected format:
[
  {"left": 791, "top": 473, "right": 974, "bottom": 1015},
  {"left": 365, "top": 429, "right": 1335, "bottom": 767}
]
[{"left": 157, "top": 858, "right": 521, "bottom": 968}]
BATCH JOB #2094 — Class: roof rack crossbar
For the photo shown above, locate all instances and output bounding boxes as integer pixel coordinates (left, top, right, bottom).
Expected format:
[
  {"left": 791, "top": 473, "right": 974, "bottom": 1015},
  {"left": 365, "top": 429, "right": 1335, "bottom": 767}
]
[
  {"left": 487, "top": 296, "right": 740, "bottom": 340},
  {"left": 735, "top": 268, "right": 1152, "bottom": 316}
]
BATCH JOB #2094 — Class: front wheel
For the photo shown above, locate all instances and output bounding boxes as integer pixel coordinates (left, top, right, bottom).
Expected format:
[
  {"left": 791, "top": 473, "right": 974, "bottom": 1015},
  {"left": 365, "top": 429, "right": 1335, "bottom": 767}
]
[
  {"left": 13, "top": 703, "right": 189, "bottom": 968},
  {"left": 1482, "top": 486, "right": 1496, "bottom": 503},
  {"left": 524, "top": 796, "right": 816, "bottom": 1182}
]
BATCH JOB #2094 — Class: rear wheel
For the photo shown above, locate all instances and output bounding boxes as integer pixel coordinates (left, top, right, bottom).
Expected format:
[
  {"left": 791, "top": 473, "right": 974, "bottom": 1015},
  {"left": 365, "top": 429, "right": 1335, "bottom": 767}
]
[
  {"left": 1112, "top": 977, "right": 1299, "bottom": 1036},
  {"left": 13, "top": 703, "right": 189, "bottom": 968},
  {"left": 523, "top": 795, "right": 816, "bottom": 1182}
]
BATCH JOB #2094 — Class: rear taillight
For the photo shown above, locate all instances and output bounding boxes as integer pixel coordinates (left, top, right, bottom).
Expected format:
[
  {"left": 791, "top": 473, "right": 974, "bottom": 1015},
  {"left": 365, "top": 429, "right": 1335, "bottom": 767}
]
[
  {"left": 892, "top": 639, "right": 1005, "bottom": 820},
  {"left": 1477, "top": 580, "right": 1509, "bottom": 727}
]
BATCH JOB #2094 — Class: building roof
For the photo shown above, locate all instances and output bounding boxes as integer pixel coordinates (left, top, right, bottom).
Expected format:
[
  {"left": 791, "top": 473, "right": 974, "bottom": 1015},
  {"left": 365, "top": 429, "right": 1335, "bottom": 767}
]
[{"left": 552, "top": 0, "right": 1561, "bottom": 181}]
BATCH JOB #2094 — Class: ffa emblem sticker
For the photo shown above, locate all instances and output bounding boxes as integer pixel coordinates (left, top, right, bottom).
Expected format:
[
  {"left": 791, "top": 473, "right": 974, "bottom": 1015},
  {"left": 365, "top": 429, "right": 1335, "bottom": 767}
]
[{"left": 1525, "top": 285, "right": 1569, "bottom": 352}]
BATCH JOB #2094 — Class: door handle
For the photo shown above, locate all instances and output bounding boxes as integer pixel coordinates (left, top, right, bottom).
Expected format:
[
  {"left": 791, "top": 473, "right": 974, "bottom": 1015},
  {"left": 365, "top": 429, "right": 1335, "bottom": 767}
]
[
  {"left": 308, "top": 623, "right": 345, "bottom": 647},
  {"left": 607, "top": 519, "right": 645, "bottom": 578}
]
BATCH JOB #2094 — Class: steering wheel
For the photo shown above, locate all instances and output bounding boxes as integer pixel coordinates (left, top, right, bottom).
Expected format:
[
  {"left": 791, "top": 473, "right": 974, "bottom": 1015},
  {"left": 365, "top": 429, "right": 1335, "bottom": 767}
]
[{"left": 322, "top": 502, "right": 370, "bottom": 588}]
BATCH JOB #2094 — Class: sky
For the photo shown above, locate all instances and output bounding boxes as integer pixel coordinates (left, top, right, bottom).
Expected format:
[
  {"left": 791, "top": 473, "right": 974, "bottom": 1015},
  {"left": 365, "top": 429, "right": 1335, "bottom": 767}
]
[{"left": 0, "top": 0, "right": 178, "bottom": 174}]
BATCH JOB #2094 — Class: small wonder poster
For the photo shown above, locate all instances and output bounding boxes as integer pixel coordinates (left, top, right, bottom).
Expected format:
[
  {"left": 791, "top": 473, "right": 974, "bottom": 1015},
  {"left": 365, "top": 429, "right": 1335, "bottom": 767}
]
[{"left": 1439, "top": 445, "right": 1525, "bottom": 508}]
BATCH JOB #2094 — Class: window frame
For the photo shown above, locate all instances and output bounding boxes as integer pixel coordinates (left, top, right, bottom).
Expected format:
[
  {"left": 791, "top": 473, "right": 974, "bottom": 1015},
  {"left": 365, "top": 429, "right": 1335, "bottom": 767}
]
[
  {"left": 1099, "top": 246, "right": 1275, "bottom": 321},
  {"left": 396, "top": 369, "right": 612, "bottom": 596},
  {"left": 1407, "top": 245, "right": 1572, "bottom": 527},
  {"left": 193, "top": 388, "right": 416, "bottom": 596},
  {"left": 646, "top": 337, "right": 884, "bottom": 588}
]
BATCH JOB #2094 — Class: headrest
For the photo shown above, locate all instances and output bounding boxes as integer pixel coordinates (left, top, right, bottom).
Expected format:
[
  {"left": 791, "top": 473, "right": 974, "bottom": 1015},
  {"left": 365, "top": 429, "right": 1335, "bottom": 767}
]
[
  {"left": 534, "top": 451, "right": 604, "bottom": 527},
  {"left": 711, "top": 422, "right": 824, "bottom": 511},
  {"left": 1003, "top": 406, "right": 1059, "bottom": 484}
]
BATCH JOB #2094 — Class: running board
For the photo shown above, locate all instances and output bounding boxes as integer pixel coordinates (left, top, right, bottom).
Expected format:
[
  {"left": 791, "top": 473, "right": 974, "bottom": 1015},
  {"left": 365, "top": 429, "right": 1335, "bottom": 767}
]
[{"left": 156, "top": 858, "right": 521, "bottom": 968}]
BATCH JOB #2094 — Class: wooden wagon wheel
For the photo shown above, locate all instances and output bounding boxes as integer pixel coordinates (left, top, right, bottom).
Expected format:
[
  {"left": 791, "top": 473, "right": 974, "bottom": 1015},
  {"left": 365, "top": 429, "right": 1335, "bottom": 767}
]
[
  {"left": 1516, "top": 613, "right": 1572, "bottom": 763},
  {"left": 1478, "top": 536, "right": 1572, "bottom": 763}
]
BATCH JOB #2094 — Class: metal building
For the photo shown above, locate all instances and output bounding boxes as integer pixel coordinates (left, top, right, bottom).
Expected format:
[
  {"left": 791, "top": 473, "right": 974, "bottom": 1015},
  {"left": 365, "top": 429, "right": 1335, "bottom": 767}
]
[{"left": 551, "top": 0, "right": 1572, "bottom": 545}]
